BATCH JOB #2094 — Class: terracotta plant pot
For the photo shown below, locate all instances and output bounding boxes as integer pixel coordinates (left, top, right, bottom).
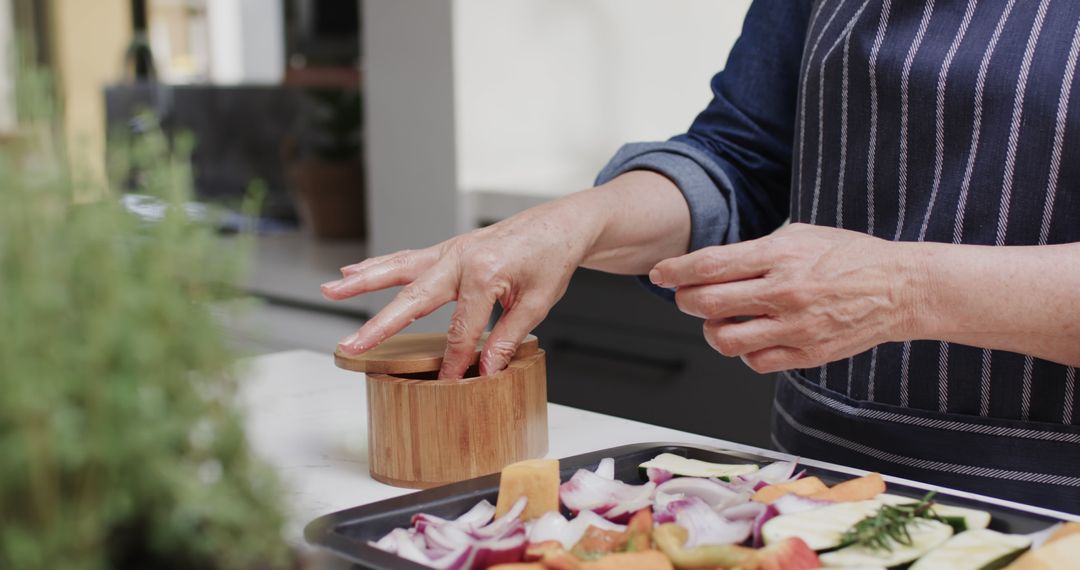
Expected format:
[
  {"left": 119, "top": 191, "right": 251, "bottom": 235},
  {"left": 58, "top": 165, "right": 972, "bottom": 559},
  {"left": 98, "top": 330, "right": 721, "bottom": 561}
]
[{"left": 289, "top": 159, "right": 366, "bottom": 240}]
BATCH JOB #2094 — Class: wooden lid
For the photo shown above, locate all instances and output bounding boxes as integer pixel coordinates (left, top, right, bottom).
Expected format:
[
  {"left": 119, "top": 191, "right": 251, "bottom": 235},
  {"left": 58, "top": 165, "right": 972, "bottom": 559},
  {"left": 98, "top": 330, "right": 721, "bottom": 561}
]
[{"left": 334, "top": 332, "right": 539, "bottom": 375}]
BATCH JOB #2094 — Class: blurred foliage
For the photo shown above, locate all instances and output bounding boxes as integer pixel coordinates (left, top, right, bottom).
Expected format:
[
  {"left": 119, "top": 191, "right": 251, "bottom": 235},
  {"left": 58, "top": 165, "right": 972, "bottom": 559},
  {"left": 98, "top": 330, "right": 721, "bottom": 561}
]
[
  {"left": 298, "top": 88, "right": 362, "bottom": 162},
  {"left": 0, "top": 59, "right": 289, "bottom": 568}
]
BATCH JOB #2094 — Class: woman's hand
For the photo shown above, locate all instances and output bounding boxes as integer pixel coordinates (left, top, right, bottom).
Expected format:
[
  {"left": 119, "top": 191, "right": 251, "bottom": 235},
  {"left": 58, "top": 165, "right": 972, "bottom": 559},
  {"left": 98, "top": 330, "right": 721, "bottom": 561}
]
[
  {"left": 321, "top": 199, "right": 602, "bottom": 379},
  {"left": 650, "top": 223, "right": 925, "bottom": 374}
]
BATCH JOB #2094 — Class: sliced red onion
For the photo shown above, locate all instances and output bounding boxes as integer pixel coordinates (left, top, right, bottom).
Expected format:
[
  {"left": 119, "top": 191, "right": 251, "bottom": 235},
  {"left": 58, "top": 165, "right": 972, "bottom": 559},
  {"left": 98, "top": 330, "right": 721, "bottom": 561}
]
[
  {"left": 469, "top": 531, "right": 528, "bottom": 568},
  {"left": 772, "top": 493, "right": 832, "bottom": 515},
  {"left": 370, "top": 527, "right": 412, "bottom": 554},
  {"left": 470, "top": 497, "right": 527, "bottom": 540},
  {"left": 714, "top": 476, "right": 760, "bottom": 494},
  {"left": 425, "top": 523, "right": 473, "bottom": 551},
  {"left": 454, "top": 499, "right": 497, "bottom": 529},
  {"left": 751, "top": 504, "right": 780, "bottom": 548},
  {"left": 718, "top": 501, "right": 768, "bottom": 521},
  {"left": 675, "top": 497, "right": 754, "bottom": 548},
  {"left": 596, "top": 457, "right": 615, "bottom": 480},
  {"left": 646, "top": 467, "right": 673, "bottom": 484},
  {"left": 413, "top": 500, "right": 496, "bottom": 534},
  {"left": 527, "top": 510, "right": 626, "bottom": 551},
  {"left": 754, "top": 460, "right": 799, "bottom": 485},
  {"left": 657, "top": 477, "right": 745, "bottom": 511},
  {"left": 559, "top": 465, "right": 656, "bottom": 521},
  {"left": 527, "top": 512, "right": 571, "bottom": 546}
]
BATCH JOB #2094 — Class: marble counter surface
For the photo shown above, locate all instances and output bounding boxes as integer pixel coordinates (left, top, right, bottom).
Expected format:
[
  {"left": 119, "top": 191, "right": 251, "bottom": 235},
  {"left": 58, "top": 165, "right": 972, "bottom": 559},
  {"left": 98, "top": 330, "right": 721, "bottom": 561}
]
[{"left": 239, "top": 350, "right": 1079, "bottom": 544}]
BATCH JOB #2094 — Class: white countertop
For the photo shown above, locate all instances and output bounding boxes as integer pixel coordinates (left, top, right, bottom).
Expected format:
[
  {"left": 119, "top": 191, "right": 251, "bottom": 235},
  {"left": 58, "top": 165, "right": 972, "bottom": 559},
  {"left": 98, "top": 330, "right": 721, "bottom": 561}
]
[{"left": 239, "top": 350, "right": 1078, "bottom": 544}]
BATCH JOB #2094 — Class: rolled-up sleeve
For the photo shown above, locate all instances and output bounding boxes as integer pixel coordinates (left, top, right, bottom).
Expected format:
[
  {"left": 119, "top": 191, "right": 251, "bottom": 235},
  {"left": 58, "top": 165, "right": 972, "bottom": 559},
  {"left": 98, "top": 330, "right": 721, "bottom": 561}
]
[{"left": 596, "top": 0, "right": 813, "bottom": 272}]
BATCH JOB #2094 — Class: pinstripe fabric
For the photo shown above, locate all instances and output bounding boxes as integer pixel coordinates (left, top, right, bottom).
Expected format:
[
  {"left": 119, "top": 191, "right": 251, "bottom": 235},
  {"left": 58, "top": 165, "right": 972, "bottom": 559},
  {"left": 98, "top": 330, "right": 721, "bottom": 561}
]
[
  {"left": 778, "top": 0, "right": 1080, "bottom": 511},
  {"left": 796, "top": 0, "right": 850, "bottom": 223}
]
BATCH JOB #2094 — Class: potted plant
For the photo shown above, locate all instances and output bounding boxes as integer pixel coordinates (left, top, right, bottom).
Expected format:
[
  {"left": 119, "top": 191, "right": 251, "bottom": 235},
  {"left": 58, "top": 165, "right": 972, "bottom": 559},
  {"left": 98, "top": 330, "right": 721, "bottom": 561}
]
[
  {"left": 0, "top": 63, "right": 290, "bottom": 569},
  {"left": 288, "top": 87, "right": 366, "bottom": 240}
]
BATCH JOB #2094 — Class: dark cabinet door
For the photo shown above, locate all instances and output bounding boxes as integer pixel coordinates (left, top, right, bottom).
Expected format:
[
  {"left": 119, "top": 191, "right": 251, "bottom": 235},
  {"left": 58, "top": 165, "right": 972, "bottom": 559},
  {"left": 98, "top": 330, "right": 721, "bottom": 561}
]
[{"left": 532, "top": 269, "right": 777, "bottom": 449}]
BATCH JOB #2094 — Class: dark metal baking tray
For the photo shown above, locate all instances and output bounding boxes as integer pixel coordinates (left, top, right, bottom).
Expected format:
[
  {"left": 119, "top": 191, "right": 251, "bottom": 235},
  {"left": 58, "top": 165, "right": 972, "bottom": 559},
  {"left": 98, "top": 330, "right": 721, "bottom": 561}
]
[{"left": 304, "top": 442, "right": 1066, "bottom": 569}]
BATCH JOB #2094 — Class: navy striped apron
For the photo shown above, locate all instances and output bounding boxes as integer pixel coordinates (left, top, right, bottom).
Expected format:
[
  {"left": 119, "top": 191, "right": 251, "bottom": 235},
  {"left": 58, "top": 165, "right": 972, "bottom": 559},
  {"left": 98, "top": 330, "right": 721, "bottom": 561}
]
[{"left": 774, "top": 0, "right": 1080, "bottom": 514}]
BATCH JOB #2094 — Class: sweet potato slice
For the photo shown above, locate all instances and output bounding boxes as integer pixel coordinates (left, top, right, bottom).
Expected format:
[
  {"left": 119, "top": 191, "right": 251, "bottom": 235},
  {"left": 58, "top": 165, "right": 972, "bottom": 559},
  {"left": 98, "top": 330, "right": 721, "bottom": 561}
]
[
  {"left": 809, "top": 472, "right": 886, "bottom": 503},
  {"left": 496, "top": 458, "right": 561, "bottom": 520},
  {"left": 751, "top": 476, "right": 829, "bottom": 504}
]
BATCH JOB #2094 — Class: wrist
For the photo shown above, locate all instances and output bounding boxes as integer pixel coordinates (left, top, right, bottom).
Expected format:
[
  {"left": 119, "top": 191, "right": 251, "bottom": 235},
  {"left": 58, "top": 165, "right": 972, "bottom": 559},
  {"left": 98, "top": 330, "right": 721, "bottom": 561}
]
[{"left": 888, "top": 241, "right": 941, "bottom": 342}]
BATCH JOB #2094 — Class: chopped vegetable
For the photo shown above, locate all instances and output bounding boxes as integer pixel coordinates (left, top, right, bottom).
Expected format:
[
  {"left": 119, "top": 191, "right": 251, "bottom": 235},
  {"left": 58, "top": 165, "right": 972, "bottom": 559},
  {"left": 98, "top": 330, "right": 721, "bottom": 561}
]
[
  {"left": 1004, "top": 525, "right": 1080, "bottom": 570},
  {"left": 878, "top": 493, "right": 991, "bottom": 532},
  {"left": 570, "top": 509, "right": 653, "bottom": 560},
  {"left": 838, "top": 493, "right": 945, "bottom": 552},
  {"left": 497, "top": 459, "right": 561, "bottom": 520},
  {"left": 762, "top": 499, "right": 883, "bottom": 550},
  {"left": 638, "top": 453, "right": 760, "bottom": 480},
  {"left": 527, "top": 511, "right": 625, "bottom": 551},
  {"left": 809, "top": 472, "right": 886, "bottom": 503},
  {"left": 772, "top": 493, "right": 833, "bottom": 515},
  {"left": 655, "top": 476, "right": 746, "bottom": 511},
  {"left": 909, "top": 529, "right": 1030, "bottom": 570},
  {"left": 752, "top": 476, "right": 830, "bottom": 504},
  {"left": 820, "top": 519, "right": 954, "bottom": 568},
  {"left": 653, "top": 523, "right": 756, "bottom": 569},
  {"left": 645, "top": 467, "right": 674, "bottom": 484},
  {"left": 673, "top": 496, "right": 754, "bottom": 547},
  {"left": 742, "top": 536, "right": 821, "bottom": 570},
  {"left": 560, "top": 460, "right": 655, "bottom": 523}
]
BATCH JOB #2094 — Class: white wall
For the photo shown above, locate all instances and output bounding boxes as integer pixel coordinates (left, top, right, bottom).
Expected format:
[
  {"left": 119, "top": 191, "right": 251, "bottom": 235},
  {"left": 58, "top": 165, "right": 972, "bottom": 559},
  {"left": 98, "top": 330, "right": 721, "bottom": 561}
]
[
  {"left": 206, "top": 0, "right": 284, "bottom": 84},
  {"left": 453, "top": 0, "right": 753, "bottom": 197}
]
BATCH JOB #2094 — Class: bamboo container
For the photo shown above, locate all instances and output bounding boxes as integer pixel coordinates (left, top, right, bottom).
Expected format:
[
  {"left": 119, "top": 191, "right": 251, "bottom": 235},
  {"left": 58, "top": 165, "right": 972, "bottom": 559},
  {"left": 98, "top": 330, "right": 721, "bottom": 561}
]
[{"left": 335, "top": 333, "right": 548, "bottom": 489}]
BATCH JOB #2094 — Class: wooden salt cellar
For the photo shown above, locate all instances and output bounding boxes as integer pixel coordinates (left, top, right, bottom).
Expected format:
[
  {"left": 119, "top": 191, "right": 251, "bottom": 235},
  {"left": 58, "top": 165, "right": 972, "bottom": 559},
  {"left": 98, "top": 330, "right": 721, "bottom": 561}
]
[{"left": 335, "top": 333, "right": 548, "bottom": 489}]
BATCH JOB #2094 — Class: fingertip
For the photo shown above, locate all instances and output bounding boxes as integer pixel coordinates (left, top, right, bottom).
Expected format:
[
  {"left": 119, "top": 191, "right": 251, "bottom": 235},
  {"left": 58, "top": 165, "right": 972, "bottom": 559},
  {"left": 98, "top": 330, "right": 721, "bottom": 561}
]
[
  {"left": 648, "top": 268, "right": 667, "bottom": 287},
  {"left": 336, "top": 331, "right": 364, "bottom": 355}
]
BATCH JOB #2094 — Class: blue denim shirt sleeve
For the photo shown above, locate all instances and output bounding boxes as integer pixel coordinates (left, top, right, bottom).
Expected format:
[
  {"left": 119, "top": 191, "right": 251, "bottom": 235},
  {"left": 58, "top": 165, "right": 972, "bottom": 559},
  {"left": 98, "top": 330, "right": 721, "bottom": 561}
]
[{"left": 594, "top": 0, "right": 813, "bottom": 299}]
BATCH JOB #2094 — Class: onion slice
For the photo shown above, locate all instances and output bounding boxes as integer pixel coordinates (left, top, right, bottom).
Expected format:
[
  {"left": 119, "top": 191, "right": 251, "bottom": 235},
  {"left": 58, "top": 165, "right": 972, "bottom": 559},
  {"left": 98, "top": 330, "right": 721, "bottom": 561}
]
[
  {"left": 559, "top": 464, "right": 656, "bottom": 521},
  {"left": 527, "top": 510, "right": 626, "bottom": 550},
  {"left": 754, "top": 460, "right": 799, "bottom": 485},
  {"left": 657, "top": 477, "right": 746, "bottom": 511},
  {"left": 675, "top": 497, "right": 754, "bottom": 548},
  {"left": 772, "top": 492, "right": 832, "bottom": 515},
  {"left": 646, "top": 467, "right": 673, "bottom": 484}
]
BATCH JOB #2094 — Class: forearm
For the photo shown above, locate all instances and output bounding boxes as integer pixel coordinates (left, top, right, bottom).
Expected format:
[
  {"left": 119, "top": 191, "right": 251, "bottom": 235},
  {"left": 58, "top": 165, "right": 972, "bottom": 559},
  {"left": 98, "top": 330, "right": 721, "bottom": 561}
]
[
  {"left": 569, "top": 170, "right": 692, "bottom": 275},
  {"left": 904, "top": 241, "right": 1080, "bottom": 366}
]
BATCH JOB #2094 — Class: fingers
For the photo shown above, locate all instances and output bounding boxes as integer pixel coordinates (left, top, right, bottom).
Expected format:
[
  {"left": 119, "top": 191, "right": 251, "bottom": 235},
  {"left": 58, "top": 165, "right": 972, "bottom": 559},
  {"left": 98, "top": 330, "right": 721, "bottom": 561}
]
[
  {"left": 479, "top": 297, "right": 548, "bottom": 376},
  {"left": 321, "top": 249, "right": 438, "bottom": 300},
  {"left": 438, "top": 290, "right": 496, "bottom": 379},
  {"left": 740, "top": 346, "right": 806, "bottom": 374},
  {"left": 337, "top": 274, "right": 456, "bottom": 355},
  {"left": 702, "top": 317, "right": 789, "bottom": 358},
  {"left": 650, "top": 241, "right": 773, "bottom": 288},
  {"left": 675, "top": 279, "right": 773, "bottom": 320},
  {"left": 339, "top": 252, "right": 401, "bottom": 276}
]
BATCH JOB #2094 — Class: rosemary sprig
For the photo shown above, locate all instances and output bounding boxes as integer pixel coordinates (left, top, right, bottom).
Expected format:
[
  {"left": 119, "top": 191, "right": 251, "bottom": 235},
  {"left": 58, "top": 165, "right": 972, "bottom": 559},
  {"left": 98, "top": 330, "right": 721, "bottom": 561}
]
[{"left": 840, "top": 492, "right": 945, "bottom": 552}]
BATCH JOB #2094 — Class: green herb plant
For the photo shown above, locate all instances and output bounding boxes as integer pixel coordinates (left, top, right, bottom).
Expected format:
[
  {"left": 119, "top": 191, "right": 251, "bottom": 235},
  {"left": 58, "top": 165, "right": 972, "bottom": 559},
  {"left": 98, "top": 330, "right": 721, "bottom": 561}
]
[
  {"left": 839, "top": 492, "right": 946, "bottom": 552},
  {"left": 0, "top": 60, "right": 289, "bottom": 569}
]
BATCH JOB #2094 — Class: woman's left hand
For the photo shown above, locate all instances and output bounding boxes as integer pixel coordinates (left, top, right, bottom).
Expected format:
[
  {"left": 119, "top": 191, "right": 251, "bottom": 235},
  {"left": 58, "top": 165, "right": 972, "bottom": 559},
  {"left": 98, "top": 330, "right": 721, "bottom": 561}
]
[{"left": 649, "top": 223, "right": 925, "bottom": 373}]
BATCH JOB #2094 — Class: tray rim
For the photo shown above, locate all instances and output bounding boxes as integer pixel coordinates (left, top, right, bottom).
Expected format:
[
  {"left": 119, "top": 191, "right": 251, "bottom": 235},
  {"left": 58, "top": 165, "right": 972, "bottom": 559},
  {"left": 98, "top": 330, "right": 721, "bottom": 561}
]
[{"left": 304, "top": 441, "right": 1080, "bottom": 569}]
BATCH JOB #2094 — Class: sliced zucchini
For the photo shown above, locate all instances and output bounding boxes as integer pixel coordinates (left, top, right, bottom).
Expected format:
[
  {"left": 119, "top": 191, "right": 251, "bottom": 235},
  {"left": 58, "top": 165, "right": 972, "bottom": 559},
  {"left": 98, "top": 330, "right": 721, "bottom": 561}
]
[
  {"left": 908, "top": 529, "right": 1031, "bottom": 570},
  {"left": 819, "top": 519, "right": 954, "bottom": 568},
  {"left": 878, "top": 494, "right": 992, "bottom": 531},
  {"left": 761, "top": 500, "right": 883, "bottom": 550},
  {"left": 638, "top": 453, "right": 759, "bottom": 480}
]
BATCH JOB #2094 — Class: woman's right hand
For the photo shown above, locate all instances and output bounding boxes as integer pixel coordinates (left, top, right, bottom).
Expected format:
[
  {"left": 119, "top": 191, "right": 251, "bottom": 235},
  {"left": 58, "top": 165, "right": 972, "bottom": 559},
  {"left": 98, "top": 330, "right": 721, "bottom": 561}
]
[
  {"left": 320, "top": 170, "right": 692, "bottom": 380},
  {"left": 320, "top": 198, "right": 603, "bottom": 380}
]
